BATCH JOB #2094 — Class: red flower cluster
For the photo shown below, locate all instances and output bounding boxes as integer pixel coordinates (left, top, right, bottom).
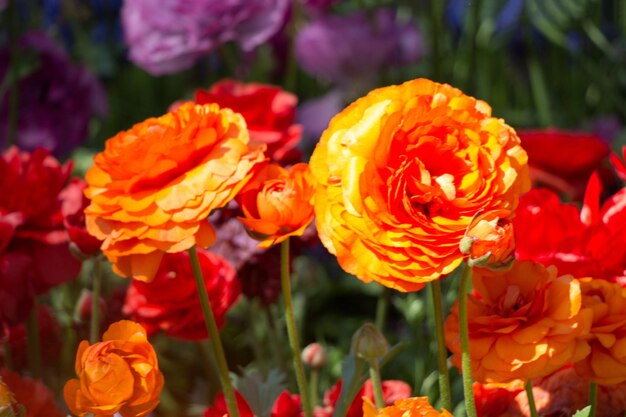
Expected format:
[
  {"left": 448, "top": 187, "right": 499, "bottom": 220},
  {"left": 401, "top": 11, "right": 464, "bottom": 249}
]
[
  {"left": 60, "top": 178, "right": 102, "bottom": 257},
  {"left": 196, "top": 79, "right": 303, "bottom": 165},
  {"left": 123, "top": 249, "right": 240, "bottom": 340},
  {"left": 0, "top": 147, "right": 81, "bottom": 324},
  {"left": 204, "top": 389, "right": 302, "bottom": 417},
  {"left": 519, "top": 129, "right": 611, "bottom": 200},
  {"left": 0, "top": 369, "right": 65, "bottom": 417},
  {"left": 314, "top": 379, "right": 411, "bottom": 417},
  {"left": 514, "top": 173, "right": 626, "bottom": 285}
]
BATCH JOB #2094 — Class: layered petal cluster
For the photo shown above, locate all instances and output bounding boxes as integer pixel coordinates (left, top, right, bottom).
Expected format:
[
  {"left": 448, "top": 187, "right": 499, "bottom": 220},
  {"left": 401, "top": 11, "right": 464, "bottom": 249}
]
[
  {"left": 1, "top": 369, "right": 65, "bottom": 417},
  {"left": 363, "top": 397, "right": 453, "bottom": 417},
  {"left": 309, "top": 78, "right": 530, "bottom": 291},
  {"left": 237, "top": 163, "right": 315, "bottom": 248},
  {"left": 514, "top": 174, "right": 626, "bottom": 285},
  {"left": 0, "top": 147, "right": 80, "bottom": 323},
  {"left": 64, "top": 321, "right": 164, "bottom": 417},
  {"left": 196, "top": 80, "right": 303, "bottom": 165},
  {"left": 575, "top": 278, "right": 626, "bottom": 384},
  {"left": 461, "top": 209, "right": 514, "bottom": 267},
  {"left": 84, "top": 102, "right": 265, "bottom": 281},
  {"left": 122, "top": 0, "right": 289, "bottom": 75},
  {"left": 123, "top": 249, "right": 240, "bottom": 340},
  {"left": 445, "top": 260, "right": 590, "bottom": 383}
]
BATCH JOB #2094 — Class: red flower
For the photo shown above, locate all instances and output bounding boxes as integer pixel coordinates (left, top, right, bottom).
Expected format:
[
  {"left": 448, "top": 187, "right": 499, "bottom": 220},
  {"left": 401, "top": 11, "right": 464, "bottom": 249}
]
[
  {"left": 204, "top": 389, "right": 302, "bottom": 417},
  {"left": 519, "top": 129, "right": 610, "bottom": 199},
  {"left": 123, "top": 249, "right": 240, "bottom": 340},
  {"left": 60, "top": 178, "right": 102, "bottom": 257},
  {"left": 514, "top": 173, "right": 626, "bottom": 284},
  {"left": 195, "top": 79, "right": 302, "bottom": 165},
  {"left": 0, "top": 147, "right": 80, "bottom": 323},
  {"left": 473, "top": 382, "right": 522, "bottom": 417},
  {"left": 0, "top": 305, "right": 61, "bottom": 370},
  {"left": 314, "top": 379, "right": 411, "bottom": 417},
  {"left": 0, "top": 369, "right": 64, "bottom": 417}
]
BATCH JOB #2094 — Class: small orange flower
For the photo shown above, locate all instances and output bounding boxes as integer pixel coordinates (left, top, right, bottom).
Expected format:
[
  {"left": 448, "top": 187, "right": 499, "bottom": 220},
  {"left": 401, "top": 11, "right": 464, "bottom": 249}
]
[
  {"left": 310, "top": 78, "right": 529, "bottom": 292},
  {"left": 85, "top": 102, "right": 265, "bottom": 281},
  {"left": 574, "top": 278, "right": 626, "bottom": 384},
  {"left": 460, "top": 209, "right": 514, "bottom": 268},
  {"left": 445, "top": 260, "right": 590, "bottom": 383},
  {"left": 363, "top": 396, "right": 453, "bottom": 417},
  {"left": 63, "top": 320, "right": 164, "bottom": 417},
  {"left": 237, "top": 162, "right": 315, "bottom": 248}
]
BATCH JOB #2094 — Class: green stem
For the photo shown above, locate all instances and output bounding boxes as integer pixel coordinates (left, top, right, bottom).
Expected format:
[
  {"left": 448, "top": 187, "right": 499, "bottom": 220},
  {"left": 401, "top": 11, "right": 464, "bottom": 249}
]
[
  {"left": 525, "top": 380, "right": 539, "bottom": 417},
  {"left": 188, "top": 246, "right": 240, "bottom": 417},
  {"left": 281, "top": 239, "right": 312, "bottom": 417},
  {"left": 589, "top": 382, "right": 597, "bottom": 417},
  {"left": 368, "top": 360, "right": 385, "bottom": 409},
  {"left": 90, "top": 257, "right": 102, "bottom": 344},
  {"left": 374, "top": 289, "right": 389, "bottom": 331},
  {"left": 26, "top": 303, "right": 42, "bottom": 379},
  {"left": 459, "top": 264, "right": 477, "bottom": 417},
  {"left": 527, "top": 56, "right": 553, "bottom": 127},
  {"left": 430, "top": 280, "right": 452, "bottom": 412},
  {"left": 429, "top": 0, "right": 444, "bottom": 81},
  {"left": 310, "top": 368, "right": 320, "bottom": 408}
]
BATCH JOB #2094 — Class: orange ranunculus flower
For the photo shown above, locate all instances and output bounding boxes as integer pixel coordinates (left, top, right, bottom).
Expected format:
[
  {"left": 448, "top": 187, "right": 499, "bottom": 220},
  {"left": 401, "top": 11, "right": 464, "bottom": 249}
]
[
  {"left": 444, "top": 260, "right": 591, "bottom": 383},
  {"left": 84, "top": 102, "right": 265, "bottom": 281},
  {"left": 574, "top": 278, "right": 626, "bottom": 384},
  {"left": 237, "top": 162, "right": 315, "bottom": 248},
  {"left": 460, "top": 209, "right": 514, "bottom": 268},
  {"left": 63, "top": 320, "right": 164, "bottom": 417},
  {"left": 309, "top": 78, "right": 529, "bottom": 292},
  {"left": 363, "top": 396, "right": 453, "bottom": 417}
]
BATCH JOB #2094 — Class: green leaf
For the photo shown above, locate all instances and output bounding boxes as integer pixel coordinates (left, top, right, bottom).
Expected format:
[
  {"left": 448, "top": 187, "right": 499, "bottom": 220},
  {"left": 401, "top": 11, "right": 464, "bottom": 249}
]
[
  {"left": 573, "top": 406, "right": 591, "bottom": 417},
  {"left": 235, "top": 369, "right": 287, "bottom": 417},
  {"left": 331, "top": 353, "right": 368, "bottom": 417}
]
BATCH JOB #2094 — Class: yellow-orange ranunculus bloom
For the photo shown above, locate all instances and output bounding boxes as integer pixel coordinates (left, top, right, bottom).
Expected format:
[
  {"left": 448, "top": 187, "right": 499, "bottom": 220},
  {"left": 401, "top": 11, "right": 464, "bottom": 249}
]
[
  {"left": 363, "top": 396, "right": 453, "bottom": 417},
  {"left": 309, "top": 78, "right": 529, "bottom": 291},
  {"left": 574, "top": 278, "right": 626, "bottom": 384},
  {"left": 460, "top": 209, "right": 514, "bottom": 268},
  {"left": 444, "top": 260, "right": 591, "bottom": 383},
  {"left": 237, "top": 162, "right": 315, "bottom": 248},
  {"left": 64, "top": 320, "right": 164, "bottom": 417},
  {"left": 85, "top": 102, "right": 265, "bottom": 281}
]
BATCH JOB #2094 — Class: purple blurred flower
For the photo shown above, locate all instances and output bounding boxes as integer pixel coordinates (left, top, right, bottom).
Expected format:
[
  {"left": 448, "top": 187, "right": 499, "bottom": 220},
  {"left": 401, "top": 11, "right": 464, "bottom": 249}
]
[
  {"left": 295, "top": 9, "right": 423, "bottom": 84},
  {"left": 0, "top": 32, "right": 107, "bottom": 158},
  {"left": 122, "top": 0, "right": 290, "bottom": 75},
  {"left": 300, "top": 0, "right": 338, "bottom": 16}
]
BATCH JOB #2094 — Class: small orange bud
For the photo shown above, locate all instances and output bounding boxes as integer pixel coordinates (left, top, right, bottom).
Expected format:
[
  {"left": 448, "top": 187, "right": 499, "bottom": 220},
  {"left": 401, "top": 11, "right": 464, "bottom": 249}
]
[
  {"left": 461, "top": 209, "right": 515, "bottom": 268},
  {"left": 302, "top": 343, "right": 327, "bottom": 369}
]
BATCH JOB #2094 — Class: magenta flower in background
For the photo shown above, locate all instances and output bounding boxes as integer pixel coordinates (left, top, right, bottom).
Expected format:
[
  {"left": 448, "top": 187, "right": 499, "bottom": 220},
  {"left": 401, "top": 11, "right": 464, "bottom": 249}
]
[
  {"left": 295, "top": 9, "right": 423, "bottom": 84},
  {"left": 0, "top": 32, "right": 107, "bottom": 159},
  {"left": 122, "top": 0, "right": 290, "bottom": 75}
]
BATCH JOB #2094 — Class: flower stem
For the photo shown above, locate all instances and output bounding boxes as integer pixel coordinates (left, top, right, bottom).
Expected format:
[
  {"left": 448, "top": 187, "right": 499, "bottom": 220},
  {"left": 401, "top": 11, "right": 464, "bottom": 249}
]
[
  {"left": 26, "top": 303, "right": 42, "bottom": 379},
  {"left": 459, "top": 264, "right": 477, "bottom": 417},
  {"left": 589, "top": 382, "right": 597, "bottom": 417},
  {"left": 375, "top": 288, "right": 389, "bottom": 331},
  {"left": 368, "top": 359, "right": 385, "bottom": 409},
  {"left": 90, "top": 256, "right": 102, "bottom": 344},
  {"left": 525, "top": 380, "right": 539, "bottom": 417},
  {"left": 310, "top": 368, "right": 320, "bottom": 407},
  {"left": 189, "top": 246, "right": 240, "bottom": 417},
  {"left": 280, "top": 239, "right": 312, "bottom": 417},
  {"left": 430, "top": 280, "right": 452, "bottom": 411}
]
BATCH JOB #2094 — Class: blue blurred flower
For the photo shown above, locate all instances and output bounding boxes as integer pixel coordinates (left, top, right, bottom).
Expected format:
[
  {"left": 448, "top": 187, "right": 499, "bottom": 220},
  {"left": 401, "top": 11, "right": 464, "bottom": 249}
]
[
  {"left": 295, "top": 8, "right": 423, "bottom": 85},
  {"left": 0, "top": 32, "right": 107, "bottom": 158},
  {"left": 121, "top": 0, "right": 290, "bottom": 75}
]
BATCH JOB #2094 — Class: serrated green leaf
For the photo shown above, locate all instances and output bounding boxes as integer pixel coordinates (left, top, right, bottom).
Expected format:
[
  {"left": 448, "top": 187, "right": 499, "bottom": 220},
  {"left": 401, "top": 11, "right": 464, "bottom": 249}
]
[
  {"left": 573, "top": 405, "right": 591, "bottom": 417},
  {"left": 235, "top": 369, "right": 287, "bottom": 417}
]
